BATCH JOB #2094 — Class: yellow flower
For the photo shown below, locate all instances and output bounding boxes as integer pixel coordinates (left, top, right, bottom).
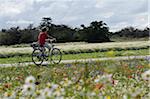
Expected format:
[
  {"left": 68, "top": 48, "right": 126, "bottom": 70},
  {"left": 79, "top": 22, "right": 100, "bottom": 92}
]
[
  {"left": 106, "top": 51, "right": 115, "bottom": 57},
  {"left": 106, "top": 96, "right": 111, "bottom": 99},
  {"left": 46, "top": 82, "right": 51, "bottom": 88},
  {"left": 36, "top": 90, "right": 42, "bottom": 96},
  {"left": 148, "top": 64, "right": 150, "bottom": 68}
]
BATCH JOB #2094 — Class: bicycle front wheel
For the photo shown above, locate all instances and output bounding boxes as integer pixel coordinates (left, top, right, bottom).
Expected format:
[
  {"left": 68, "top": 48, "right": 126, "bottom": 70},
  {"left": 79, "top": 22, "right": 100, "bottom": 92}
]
[
  {"left": 50, "top": 48, "right": 62, "bottom": 64},
  {"left": 32, "top": 49, "right": 44, "bottom": 66}
]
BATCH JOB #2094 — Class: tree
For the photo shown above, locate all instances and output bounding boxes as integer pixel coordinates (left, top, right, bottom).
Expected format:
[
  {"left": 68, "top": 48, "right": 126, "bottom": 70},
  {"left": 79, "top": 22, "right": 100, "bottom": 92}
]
[
  {"left": 1, "top": 29, "right": 6, "bottom": 32},
  {"left": 49, "top": 24, "right": 76, "bottom": 42},
  {"left": 27, "top": 24, "right": 34, "bottom": 30},
  {"left": 77, "top": 21, "right": 111, "bottom": 42},
  {"left": 113, "top": 27, "right": 149, "bottom": 38},
  {"left": 40, "top": 17, "right": 52, "bottom": 29}
]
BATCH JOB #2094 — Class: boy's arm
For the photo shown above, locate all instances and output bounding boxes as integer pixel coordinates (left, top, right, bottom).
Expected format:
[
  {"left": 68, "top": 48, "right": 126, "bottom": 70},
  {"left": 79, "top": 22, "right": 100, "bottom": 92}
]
[
  {"left": 47, "top": 34, "right": 56, "bottom": 41},
  {"left": 47, "top": 34, "right": 53, "bottom": 39}
]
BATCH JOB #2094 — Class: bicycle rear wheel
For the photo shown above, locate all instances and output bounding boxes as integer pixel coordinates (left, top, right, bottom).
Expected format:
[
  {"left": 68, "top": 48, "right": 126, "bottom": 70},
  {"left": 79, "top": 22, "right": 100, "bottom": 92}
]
[
  {"left": 50, "top": 48, "right": 62, "bottom": 64},
  {"left": 32, "top": 49, "right": 44, "bottom": 66}
]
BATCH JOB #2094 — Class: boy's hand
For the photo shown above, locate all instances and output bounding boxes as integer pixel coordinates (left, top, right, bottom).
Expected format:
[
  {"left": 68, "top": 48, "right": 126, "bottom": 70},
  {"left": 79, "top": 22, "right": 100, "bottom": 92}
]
[{"left": 53, "top": 38, "right": 56, "bottom": 41}]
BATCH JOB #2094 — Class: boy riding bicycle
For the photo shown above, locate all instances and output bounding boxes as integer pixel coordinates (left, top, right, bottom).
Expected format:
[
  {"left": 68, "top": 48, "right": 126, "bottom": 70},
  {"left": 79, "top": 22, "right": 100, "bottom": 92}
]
[{"left": 31, "top": 27, "right": 62, "bottom": 65}]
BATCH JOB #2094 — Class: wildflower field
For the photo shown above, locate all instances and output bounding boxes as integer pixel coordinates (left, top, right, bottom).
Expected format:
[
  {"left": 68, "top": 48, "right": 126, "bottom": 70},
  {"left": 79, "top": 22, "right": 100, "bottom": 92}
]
[{"left": 0, "top": 58, "right": 149, "bottom": 99}]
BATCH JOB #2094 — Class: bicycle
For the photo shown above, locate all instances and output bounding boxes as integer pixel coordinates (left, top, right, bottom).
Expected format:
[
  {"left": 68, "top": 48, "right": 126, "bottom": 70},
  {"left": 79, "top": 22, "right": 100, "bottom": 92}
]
[{"left": 31, "top": 39, "right": 62, "bottom": 66}]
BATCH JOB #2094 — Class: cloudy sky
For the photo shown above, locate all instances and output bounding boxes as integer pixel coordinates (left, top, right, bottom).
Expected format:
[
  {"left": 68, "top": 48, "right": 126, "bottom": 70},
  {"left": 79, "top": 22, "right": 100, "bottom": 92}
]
[{"left": 0, "top": 0, "right": 149, "bottom": 31}]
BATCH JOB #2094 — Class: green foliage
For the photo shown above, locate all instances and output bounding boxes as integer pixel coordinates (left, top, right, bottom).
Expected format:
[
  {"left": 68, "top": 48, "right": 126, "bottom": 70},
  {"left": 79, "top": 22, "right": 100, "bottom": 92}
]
[
  {"left": 0, "top": 26, "right": 38, "bottom": 45},
  {"left": 0, "top": 32, "right": 11, "bottom": 45},
  {"left": 76, "top": 21, "right": 111, "bottom": 43},
  {"left": 50, "top": 24, "right": 75, "bottom": 42},
  {"left": 0, "top": 27, "right": 20, "bottom": 45},
  {"left": 39, "top": 17, "right": 52, "bottom": 29},
  {"left": 19, "top": 29, "right": 39, "bottom": 43},
  {"left": 112, "top": 27, "right": 149, "bottom": 39}
]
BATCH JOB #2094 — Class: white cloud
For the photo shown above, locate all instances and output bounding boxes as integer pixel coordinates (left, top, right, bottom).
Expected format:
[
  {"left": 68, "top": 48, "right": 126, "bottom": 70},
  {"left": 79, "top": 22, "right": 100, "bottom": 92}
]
[
  {"left": 0, "top": 0, "right": 34, "bottom": 17},
  {"left": 0, "top": 0, "right": 148, "bottom": 31},
  {"left": 0, "top": 2, "right": 21, "bottom": 16},
  {"left": 6, "top": 20, "right": 33, "bottom": 25}
]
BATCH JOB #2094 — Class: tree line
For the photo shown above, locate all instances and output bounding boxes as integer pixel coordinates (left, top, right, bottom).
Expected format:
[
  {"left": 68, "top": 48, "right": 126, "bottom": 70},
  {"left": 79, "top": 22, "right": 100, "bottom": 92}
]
[{"left": 0, "top": 17, "right": 149, "bottom": 45}]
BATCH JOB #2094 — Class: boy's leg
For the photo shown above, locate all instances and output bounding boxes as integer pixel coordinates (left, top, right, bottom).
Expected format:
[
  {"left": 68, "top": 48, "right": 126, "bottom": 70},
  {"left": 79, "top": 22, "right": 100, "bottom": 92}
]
[
  {"left": 43, "top": 43, "right": 52, "bottom": 60},
  {"left": 44, "top": 42, "right": 52, "bottom": 50}
]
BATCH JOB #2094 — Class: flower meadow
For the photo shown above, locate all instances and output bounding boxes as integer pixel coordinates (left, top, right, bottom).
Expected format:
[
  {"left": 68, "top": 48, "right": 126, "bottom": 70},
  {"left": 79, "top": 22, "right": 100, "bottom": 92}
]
[{"left": 0, "top": 59, "right": 150, "bottom": 99}]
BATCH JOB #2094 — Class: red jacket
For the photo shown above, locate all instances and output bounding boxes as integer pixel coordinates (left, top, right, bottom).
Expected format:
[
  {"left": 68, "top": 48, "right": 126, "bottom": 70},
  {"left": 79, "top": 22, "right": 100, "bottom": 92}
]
[{"left": 38, "top": 32, "right": 48, "bottom": 46}]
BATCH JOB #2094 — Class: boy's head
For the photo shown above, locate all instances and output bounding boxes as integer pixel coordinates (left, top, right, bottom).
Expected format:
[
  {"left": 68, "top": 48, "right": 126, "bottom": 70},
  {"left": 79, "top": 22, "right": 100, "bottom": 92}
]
[{"left": 41, "top": 27, "right": 48, "bottom": 32}]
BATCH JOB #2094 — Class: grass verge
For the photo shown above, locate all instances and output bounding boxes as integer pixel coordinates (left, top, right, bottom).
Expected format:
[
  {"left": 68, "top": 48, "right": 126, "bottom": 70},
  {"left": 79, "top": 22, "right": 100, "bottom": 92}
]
[{"left": 0, "top": 49, "right": 149, "bottom": 64}]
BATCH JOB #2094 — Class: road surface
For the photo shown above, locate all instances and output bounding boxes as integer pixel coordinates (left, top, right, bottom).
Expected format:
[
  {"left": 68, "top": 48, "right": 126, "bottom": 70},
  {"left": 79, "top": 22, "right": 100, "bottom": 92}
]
[{"left": 0, "top": 55, "right": 149, "bottom": 67}]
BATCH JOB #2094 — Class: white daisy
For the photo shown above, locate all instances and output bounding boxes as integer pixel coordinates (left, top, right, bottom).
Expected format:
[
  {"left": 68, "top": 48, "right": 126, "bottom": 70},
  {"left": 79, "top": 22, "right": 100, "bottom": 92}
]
[
  {"left": 22, "top": 84, "right": 35, "bottom": 96},
  {"left": 142, "top": 70, "right": 150, "bottom": 81},
  {"left": 25, "top": 75, "right": 35, "bottom": 84},
  {"left": 51, "top": 84, "right": 59, "bottom": 90}
]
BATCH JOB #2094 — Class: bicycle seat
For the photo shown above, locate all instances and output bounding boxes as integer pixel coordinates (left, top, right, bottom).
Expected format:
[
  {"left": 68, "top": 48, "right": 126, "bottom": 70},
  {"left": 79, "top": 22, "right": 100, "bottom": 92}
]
[
  {"left": 31, "top": 42, "right": 40, "bottom": 50},
  {"left": 31, "top": 42, "right": 38, "bottom": 47}
]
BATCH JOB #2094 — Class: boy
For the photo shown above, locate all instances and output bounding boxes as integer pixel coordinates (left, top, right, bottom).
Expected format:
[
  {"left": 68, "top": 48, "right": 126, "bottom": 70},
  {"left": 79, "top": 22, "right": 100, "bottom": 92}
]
[{"left": 38, "top": 27, "right": 56, "bottom": 50}]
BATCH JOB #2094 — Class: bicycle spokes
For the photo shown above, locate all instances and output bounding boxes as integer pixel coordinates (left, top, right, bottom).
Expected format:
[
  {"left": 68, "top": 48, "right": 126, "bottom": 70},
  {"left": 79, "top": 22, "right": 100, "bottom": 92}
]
[
  {"left": 32, "top": 49, "right": 44, "bottom": 66},
  {"left": 51, "top": 48, "right": 62, "bottom": 64},
  {"left": 32, "top": 46, "right": 62, "bottom": 66}
]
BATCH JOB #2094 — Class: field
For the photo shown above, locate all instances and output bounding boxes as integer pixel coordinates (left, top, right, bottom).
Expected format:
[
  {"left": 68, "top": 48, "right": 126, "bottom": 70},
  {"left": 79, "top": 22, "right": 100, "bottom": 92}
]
[
  {"left": 0, "top": 41, "right": 149, "bottom": 64},
  {"left": 0, "top": 59, "right": 150, "bottom": 98},
  {"left": 0, "top": 41, "right": 149, "bottom": 54},
  {"left": 0, "top": 41, "right": 150, "bottom": 99}
]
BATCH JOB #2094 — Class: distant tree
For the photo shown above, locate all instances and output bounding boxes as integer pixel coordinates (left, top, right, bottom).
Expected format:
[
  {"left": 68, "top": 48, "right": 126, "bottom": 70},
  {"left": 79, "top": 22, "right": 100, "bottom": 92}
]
[
  {"left": 0, "top": 26, "right": 21, "bottom": 45},
  {"left": 3, "top": 18, "right": 145, "bottom": 45},
  {"left": 113, "top": 26, "right": 149, "bottom": 38},
  {"left": 1, "top": 29, "right": 6, "bottom": 32},
  {"left": 40, "top": 17, "right": 52, "bottom": 29},
  {"left": 27, "top": 24, "right": 34, "bottom": 30},
  {"left": 49, "top": 24, "right": 76, "bottom": 42},
  {"left": 80, "top": 24, "right": 85, "bottom": 29},
  {"left": 77, "top": 21, "right": 111, "bottom": 42},
  {"left": 19, "top": 24, "right": 39, "bottom": 43},
  {"left": 0, "top": 32, "right": 11, "bottom": 45},
  {"left": 7, "top": 26, "right": 21, "bottom": 44}
]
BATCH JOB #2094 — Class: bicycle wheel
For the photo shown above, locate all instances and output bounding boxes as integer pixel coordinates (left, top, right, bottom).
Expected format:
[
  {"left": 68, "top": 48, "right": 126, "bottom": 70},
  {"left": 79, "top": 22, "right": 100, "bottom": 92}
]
[
  {"left": 50, "top": 48, "right": 62, "bottom": 64},
  {"left": 32, "top": 49, "right": 44, "bottom": 66}
]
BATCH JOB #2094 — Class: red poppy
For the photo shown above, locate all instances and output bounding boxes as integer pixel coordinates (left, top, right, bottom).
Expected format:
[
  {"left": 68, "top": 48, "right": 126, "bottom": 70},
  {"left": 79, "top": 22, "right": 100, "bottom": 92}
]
[
  {"left": 4, "top": 83, "right": 12, "bottom": 88},
  {"left": 95, "top": 83, "right": 104, "bottom": 90},
  {"left": 128, "top": 75, "right": 132, "bottom": 78}
]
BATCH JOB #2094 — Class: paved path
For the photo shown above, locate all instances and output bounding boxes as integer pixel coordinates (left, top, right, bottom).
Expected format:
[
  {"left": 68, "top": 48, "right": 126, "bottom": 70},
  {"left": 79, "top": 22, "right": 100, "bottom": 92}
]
[{"left": 0, "top": 55, "right": 149, "bottom": 67}]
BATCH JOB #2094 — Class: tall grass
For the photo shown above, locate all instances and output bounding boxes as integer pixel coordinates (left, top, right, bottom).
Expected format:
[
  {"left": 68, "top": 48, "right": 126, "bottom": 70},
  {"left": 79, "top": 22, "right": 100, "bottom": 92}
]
[{"left": 0, "top": 41, "right": 149, "bottom": 54}]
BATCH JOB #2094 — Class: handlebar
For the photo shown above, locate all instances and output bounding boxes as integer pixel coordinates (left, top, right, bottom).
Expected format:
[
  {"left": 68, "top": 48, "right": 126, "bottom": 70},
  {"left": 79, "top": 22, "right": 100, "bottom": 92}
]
[{"left": 46, "top": 38, "right": 56, "bottom": 43}]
